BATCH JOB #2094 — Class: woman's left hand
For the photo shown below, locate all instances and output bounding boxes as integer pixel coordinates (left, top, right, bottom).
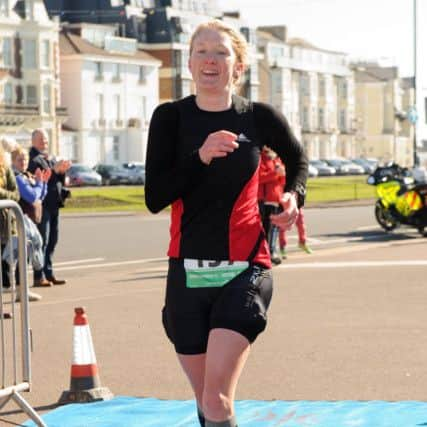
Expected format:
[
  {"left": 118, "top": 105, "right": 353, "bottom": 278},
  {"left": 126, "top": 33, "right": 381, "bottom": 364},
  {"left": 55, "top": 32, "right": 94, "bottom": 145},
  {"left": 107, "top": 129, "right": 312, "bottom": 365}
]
[{"left": 270, "top": 192, "right": 299, "bottom": 230}]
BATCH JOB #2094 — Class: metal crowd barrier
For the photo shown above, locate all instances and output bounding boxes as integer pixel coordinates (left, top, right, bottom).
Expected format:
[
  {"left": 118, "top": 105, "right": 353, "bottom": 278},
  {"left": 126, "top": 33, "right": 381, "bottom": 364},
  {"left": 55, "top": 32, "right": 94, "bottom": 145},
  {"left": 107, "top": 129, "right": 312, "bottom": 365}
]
[{"left": 0, "top": 201, "right": 46, "bottom": 426}]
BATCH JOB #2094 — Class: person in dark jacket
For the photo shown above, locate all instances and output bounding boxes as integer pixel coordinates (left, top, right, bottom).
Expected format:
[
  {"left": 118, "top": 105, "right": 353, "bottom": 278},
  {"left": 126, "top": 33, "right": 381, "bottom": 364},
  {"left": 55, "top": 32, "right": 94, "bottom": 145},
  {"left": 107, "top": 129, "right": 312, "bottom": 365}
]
[{"left": 27, "top": 129, "right": 71, "bottom": 287}]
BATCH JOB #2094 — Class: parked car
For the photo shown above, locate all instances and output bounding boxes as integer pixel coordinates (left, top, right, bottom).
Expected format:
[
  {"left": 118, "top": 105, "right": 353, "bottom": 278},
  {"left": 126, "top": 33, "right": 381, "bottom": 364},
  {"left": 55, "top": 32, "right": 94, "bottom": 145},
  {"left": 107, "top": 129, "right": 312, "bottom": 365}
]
[
  {"left": 322, "top": 159, "right": 364, "bottom": 175},
  {"left": 122, "top": 162, "right": 145, "bottom": 185},
  {"left": 411, "top": 166, "right": 427, "bottom": 183},
  {"left": 93, "top": 163, "right": 130, "bottom": 185},
  {"left": 309, "top": 160, "right": 336, "bottom": 176},
  {"left": 308, "top": 163, "right": 319, "bottom": 177},
  {"left": 351, "top": 158, "right": 378, "bottom": 174},
  {"left": 66, "top": 164, "right": 102, "bottom": 187}
]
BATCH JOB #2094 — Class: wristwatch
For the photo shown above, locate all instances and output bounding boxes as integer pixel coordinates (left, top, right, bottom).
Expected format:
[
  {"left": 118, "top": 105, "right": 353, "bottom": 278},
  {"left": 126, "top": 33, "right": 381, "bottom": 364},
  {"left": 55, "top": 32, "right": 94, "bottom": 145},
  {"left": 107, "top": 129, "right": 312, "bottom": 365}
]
[{"left": 291, "top": 184, "right": 306, "bottom": 208}]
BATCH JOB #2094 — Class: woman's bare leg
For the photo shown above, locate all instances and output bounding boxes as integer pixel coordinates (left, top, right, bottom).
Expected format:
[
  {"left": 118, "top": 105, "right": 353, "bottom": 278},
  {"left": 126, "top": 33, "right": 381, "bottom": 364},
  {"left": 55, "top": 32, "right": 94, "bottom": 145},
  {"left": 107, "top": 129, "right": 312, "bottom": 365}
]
[
  {"left": 202, "top": 328, "right": 250, "bottom": 423},
  {"left": 177, "top": 352, "right": 206, "bottom": 424}
]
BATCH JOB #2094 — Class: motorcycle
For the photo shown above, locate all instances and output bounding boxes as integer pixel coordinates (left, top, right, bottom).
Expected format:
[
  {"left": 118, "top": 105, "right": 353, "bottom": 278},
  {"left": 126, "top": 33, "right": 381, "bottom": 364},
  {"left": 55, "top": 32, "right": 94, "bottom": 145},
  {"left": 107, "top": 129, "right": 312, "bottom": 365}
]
[{"left": 367, "top": 163, "right": 427, "bottom": 236}]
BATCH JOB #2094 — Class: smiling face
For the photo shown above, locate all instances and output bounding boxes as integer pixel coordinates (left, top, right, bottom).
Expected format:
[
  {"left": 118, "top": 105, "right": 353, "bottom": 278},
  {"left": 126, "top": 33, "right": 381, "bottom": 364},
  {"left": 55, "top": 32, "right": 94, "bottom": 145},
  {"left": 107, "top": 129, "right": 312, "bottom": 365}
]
[
  {"left": 13, "top": 152, "right": 28, "bottom": 172},
  {"left": 189, "top": 28, "right": 244, "bottom": 96},
  {"left": 32, "top": 129, "right": 49, "bottom": 153}
]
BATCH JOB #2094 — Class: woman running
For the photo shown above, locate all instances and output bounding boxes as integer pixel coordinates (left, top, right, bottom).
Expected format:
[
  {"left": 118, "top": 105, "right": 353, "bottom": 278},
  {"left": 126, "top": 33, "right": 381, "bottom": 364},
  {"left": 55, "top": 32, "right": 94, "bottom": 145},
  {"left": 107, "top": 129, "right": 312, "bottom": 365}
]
[{"left": 145, "top": 20, "right": 308, "bottom": 427}]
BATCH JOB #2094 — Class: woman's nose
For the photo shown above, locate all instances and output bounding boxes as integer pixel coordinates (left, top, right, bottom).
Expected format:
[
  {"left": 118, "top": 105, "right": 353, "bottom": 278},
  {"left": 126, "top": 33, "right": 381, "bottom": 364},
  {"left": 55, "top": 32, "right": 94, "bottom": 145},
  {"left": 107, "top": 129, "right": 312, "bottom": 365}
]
[{"left": 203, "top": 54, "right": 216, "bottom": 64}]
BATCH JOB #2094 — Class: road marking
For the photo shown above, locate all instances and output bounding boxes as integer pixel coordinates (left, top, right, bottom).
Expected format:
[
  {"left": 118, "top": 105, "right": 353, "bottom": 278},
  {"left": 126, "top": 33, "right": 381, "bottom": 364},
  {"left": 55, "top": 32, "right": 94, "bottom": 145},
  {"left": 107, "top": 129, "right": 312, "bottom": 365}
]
[
  {"left": 356, "top": 225, "right": 379, "bottom": 231},
  {"left": 33, "top": 286, "right": 163, "bottom": 307},
  {"left": 55, "top": 258, "right": 105, "bottom": 266},
  {"left": 55, "top": 257, "right": 167, "bottom": 272},
  {"left": 277, "top": 260, "right": 427, "bottom": 270}
]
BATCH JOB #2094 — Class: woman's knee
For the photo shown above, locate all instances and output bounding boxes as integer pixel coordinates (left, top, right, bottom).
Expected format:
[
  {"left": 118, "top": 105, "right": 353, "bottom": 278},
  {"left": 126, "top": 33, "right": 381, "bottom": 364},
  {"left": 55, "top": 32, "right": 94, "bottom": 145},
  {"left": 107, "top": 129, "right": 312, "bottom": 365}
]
[{"left": 202, "top": 389, "right": 232, "bottom": 420}]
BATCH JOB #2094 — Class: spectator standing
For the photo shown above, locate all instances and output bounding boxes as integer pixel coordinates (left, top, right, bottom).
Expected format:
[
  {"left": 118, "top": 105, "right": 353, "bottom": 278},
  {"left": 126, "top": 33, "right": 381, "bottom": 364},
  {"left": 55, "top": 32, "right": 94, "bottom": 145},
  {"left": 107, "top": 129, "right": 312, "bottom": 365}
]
[
  {"left": 27, "top": 129, "right": 71, "bottom": 287},
  {"left": 11, "top": 146, "right": 52, "bottom": 300},
  {"left": 0, "top": 135, "right": 19, "bottom": 167},
  {"left": 258, "top": 147, "right": 285, "bottom": 265},
  {"left": 0, "top": 145, "right": 19, "bottom": 318}
]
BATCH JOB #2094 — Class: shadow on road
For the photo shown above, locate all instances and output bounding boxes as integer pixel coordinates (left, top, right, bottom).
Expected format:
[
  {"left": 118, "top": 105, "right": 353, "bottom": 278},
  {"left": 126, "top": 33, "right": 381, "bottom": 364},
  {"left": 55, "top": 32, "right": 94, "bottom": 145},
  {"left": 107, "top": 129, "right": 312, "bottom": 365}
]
[
  {"left": 320, "top": 229, "right": 420, "bottom": 243},
  {"left": 113, "top": 274, "right": 167, "bottom": 283}
]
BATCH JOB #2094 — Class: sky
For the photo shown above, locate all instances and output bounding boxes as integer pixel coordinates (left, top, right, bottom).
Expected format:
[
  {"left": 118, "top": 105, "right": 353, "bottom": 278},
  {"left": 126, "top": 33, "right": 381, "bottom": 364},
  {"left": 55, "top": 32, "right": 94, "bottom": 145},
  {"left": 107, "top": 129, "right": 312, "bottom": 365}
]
[{"left": 216, "top": 0, "right": 419, "bottom": 77}]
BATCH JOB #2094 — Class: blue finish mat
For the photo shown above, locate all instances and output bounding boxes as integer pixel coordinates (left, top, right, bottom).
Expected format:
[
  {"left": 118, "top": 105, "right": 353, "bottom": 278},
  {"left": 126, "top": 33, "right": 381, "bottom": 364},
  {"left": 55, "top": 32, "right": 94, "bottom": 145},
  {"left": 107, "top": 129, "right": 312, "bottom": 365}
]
[{"left": 24, "top": 396, "right": 427, "bottom": 426}]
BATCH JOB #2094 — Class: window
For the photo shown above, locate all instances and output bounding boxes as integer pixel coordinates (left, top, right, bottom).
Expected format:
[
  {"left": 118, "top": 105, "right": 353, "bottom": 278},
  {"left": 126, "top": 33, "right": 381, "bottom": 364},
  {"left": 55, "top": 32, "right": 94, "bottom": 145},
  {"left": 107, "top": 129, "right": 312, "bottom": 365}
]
[
  {"left": 26, "top": 85, "right": 37, "bottom": 105},
  {"left": 319, "top": 77, "right": 325, "bottom": 97},
  {"left": 141, "top": 96, "right": 147, "bottom": 123},
  {"left": 339, "top": 109, "right": 346, "bottom": 129},
  {"left": 95, "top": 62, "right": 103, "bottom": 80},
  {"left": 340, "top": 80, "right": 348, "bottom": 99},
  {"left": 22, "top": 39, "right": 36, "bottom": 69},
  {"left": 41, "top": 40, "right": 50, "bottom": 67},
  {"left": 2, "top": 38, "right": 12, "bottom": 67},
  {"left": 114, "top": 94, "right": 121, "bottom": 120},
  {"left": 112, "top": 63, "right": 121, "bottom": 81},
  {"left": 318, "top": 108, "right": 324, "bottom": 128},
  {"left": 0, "top": 0, "right": 9, "bottom": 17},
  {"left": 113, "top": 135, "right": 120, "bottom": 161},
  {"left": 181, "top": 80, "right": 191, "bottom": 98},
  {"left": 302, "top": 107, "right": 309, "bottom": 129},
  {"left": 4, "top": 82, "right": 13, "bottom": 104},
  {"left": 138, "top": 66, "right": 146, "bottom": 83},
  {"left": 25, "top": 0, "right": 33, "bottom": 20},
  {"left": 43, "top": 84, "right": 51, "bottom": 113},
  {"left": 97, "top": 94, "right": 104, "bottom": 118}
]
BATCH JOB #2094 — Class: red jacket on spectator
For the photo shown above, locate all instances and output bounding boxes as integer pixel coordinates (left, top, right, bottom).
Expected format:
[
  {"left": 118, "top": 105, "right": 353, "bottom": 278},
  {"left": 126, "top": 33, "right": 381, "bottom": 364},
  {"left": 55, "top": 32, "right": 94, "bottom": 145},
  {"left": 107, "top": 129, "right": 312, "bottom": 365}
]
[{"left": 258, "top": 149, "right": 285, "bottom": 204}]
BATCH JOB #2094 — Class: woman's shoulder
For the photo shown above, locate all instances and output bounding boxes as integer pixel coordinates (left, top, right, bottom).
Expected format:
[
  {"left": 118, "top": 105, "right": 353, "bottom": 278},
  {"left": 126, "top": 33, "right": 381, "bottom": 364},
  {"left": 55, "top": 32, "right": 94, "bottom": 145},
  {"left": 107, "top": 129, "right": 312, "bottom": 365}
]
[
  {"left": 252, "top": 101, "right": 281, "bottom": 116},
  {"left": 154, "top": 96, "right": 194, "bottom": 115}
]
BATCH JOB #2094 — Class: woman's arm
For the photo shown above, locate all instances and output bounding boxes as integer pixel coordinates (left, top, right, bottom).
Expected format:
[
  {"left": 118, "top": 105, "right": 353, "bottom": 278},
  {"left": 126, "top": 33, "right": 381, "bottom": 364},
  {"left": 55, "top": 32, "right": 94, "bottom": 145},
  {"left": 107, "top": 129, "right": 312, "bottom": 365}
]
[
  {"left": 15, "top": 174, "right": 44, "bottom": 203},
  {"left": 254, "top": 102, "right": 308, "bottom": 201},
  {"left": 145, "top": 102, "right": 207, "bottom": 213}
]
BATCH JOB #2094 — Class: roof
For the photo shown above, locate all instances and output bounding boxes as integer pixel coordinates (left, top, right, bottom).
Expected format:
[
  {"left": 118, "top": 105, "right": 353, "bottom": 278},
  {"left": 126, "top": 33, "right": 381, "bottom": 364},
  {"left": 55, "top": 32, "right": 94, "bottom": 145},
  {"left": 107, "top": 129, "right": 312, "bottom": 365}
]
[
  {"left": 256, "top": 30, "right": 285, "bottom": 45},
  {"left": 59, "top": 31, "right": 160, "bottom": 63},
  {"left": 353, "top": 64, "right": 398, "bottom": 82},
  {"left": 287, "top": 37, "right": 346, "bottom": 55}
]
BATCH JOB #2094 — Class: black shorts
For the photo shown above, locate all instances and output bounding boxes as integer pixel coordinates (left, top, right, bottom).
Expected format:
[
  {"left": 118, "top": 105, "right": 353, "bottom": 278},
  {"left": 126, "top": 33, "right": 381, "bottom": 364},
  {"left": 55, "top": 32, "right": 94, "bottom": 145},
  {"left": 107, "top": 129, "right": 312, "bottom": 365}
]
[{"left": 162, "top": 258, "right": 273, "bottom": 355}]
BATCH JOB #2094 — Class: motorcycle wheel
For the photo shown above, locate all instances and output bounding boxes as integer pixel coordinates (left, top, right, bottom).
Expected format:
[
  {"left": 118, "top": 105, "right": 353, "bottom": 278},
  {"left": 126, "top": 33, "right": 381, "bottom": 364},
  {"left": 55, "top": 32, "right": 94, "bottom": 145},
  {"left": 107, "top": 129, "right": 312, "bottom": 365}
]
[{"left": 375, "top": 201, "right": 398, "bottom": 231}]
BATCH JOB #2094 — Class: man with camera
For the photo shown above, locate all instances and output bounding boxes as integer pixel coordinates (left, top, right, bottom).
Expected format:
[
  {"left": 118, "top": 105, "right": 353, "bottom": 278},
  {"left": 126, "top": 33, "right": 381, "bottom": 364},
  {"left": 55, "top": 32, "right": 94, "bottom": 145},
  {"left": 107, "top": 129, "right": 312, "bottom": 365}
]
[{"left": 28, "top": 129, "right": 71, "bottom": 287}]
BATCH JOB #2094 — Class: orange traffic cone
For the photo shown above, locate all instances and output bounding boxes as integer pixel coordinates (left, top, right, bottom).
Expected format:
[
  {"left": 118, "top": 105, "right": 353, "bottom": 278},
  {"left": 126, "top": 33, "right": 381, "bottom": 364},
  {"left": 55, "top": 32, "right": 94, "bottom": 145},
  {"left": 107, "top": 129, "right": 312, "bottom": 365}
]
[{"left": 58, "top": 307, "right": 114, "bottom": 404}]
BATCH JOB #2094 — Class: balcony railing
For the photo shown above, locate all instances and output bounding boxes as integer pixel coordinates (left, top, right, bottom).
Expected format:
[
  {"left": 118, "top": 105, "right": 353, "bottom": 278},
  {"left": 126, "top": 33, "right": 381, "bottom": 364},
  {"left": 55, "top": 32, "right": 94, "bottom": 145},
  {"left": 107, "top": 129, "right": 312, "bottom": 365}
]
[
  {"left": 0, "top": 104, "right": 39, "bottom": 115},
  {"left": 0, "top": 104, "right": 39, "bottom": 126}
]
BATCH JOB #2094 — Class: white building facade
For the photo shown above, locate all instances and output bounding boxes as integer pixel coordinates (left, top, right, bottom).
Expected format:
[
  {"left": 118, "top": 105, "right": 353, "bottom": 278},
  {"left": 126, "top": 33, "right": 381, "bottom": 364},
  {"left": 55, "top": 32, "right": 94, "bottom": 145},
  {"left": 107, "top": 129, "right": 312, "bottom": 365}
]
[
  {"left": 59, "top": 23, "right": 161, "bottom": 166},
  {"left": 0, "top": 0, "right": 66, "bottom": 151},
  {"left": 257, "top": 28, "right": 355, "bottom": 160}
]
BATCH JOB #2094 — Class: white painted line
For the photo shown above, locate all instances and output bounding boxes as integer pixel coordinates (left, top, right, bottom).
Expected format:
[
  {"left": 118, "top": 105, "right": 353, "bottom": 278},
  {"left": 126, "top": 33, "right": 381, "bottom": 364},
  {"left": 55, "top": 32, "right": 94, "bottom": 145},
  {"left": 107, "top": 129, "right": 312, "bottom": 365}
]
[
  {"left": 54, "top": 258, "right": 105, "bottom": 266},
  {"left": 55, "top": 257, "right": 167, "bottom": 272},
  {"left": 277, "top": 260, "right": 427, "bottom": 270},
  {"left": 356, "top": 225, "right": 379, "bottom": 231}
]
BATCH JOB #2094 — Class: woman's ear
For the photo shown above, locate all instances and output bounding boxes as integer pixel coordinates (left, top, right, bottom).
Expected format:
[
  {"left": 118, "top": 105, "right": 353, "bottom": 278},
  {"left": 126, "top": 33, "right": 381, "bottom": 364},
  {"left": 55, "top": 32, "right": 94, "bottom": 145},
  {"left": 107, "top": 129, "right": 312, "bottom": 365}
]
[{"left": 233, "top": 63, "right": 245, "bottom": 81}]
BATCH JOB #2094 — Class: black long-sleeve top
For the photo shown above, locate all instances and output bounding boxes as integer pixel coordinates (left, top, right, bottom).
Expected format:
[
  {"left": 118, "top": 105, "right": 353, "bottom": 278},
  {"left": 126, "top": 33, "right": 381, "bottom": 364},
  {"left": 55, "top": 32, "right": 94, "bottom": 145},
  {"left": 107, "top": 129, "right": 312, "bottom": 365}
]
[{"left": 145, "top": 95, "right": 308, "bottom": 268}]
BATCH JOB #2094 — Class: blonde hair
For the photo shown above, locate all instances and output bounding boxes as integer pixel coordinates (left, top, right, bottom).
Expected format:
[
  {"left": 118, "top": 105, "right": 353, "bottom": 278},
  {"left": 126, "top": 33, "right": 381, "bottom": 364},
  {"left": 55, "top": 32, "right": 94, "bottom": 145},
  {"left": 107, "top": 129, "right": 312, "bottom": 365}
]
[
  {"left": 0, "top": 145, "right": 6, "bottom": 175},
  {"left": 11, "top": 145, "right": 28, "bottom": 163},
  {"left": 189, "top": 20, "right": 248, "bottom": 84}
]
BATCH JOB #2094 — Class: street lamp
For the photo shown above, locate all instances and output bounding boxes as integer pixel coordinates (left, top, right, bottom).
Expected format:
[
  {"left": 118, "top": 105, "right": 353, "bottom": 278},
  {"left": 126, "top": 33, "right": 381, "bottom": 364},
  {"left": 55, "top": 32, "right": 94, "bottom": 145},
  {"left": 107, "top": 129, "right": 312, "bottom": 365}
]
[{"left": 413, "top": 0, "right": 418, "bottom": 166}]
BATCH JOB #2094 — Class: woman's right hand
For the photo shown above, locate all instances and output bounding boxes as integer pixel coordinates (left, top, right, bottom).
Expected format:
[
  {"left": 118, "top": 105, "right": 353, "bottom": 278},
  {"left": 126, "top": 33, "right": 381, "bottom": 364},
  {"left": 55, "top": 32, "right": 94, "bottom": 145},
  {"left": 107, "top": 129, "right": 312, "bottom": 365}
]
[
  {"left": 42, "top": 168, "right": 52, "bottom": 182},
  {"left": 34, "top": 168, "right": 43, "bottom": 182},
  {"left": 198, "top": 130, "right": 239, "bottom": 165}
]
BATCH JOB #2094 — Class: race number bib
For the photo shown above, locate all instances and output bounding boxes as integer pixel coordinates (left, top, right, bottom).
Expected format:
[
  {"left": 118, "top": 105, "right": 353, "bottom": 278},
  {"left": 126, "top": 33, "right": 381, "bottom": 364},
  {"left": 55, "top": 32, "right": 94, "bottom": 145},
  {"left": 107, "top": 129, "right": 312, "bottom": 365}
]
[{"left": 184, "top": 259, "right": 249, "bottom": 288}]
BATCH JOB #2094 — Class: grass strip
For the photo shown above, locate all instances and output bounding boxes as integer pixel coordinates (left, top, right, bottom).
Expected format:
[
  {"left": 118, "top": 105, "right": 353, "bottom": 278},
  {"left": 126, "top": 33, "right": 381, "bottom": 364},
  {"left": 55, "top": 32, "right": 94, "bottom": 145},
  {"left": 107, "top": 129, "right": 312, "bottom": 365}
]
[{"left": 62, "top": 176, "right": 375, "bottom": 213}]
